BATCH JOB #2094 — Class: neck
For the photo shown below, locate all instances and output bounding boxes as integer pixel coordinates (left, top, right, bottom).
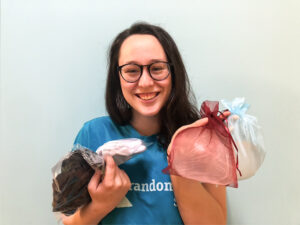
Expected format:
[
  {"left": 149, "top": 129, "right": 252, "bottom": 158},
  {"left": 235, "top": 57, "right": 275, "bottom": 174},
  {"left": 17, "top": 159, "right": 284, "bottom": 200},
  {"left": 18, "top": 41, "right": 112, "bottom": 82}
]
[{"left": 131, "top": 112, "right": 160, "bottom": 136}]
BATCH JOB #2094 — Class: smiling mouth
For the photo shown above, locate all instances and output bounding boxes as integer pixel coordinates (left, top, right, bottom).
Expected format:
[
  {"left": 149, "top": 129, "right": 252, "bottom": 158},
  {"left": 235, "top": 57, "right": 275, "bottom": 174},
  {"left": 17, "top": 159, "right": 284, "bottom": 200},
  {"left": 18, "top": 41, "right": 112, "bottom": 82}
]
[{"left": 136, "top": 92, "right": 159, "bottom": 100}]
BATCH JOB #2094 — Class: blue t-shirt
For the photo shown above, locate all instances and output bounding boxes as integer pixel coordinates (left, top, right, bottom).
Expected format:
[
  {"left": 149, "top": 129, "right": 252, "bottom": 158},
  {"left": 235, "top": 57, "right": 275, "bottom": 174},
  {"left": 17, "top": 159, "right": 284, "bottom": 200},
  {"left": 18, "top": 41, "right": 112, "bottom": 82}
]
[{"left": 74, "top": 116, "right": 183, "bottom": 225}]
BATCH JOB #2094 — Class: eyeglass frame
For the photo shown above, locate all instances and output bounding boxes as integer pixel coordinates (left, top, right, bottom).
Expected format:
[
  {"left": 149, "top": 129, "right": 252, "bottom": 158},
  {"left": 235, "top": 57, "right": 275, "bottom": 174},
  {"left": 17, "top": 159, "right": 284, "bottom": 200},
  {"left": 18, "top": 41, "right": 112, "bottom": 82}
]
[{"left": 117, "top": 61, "right": 172, "bottom": 83}]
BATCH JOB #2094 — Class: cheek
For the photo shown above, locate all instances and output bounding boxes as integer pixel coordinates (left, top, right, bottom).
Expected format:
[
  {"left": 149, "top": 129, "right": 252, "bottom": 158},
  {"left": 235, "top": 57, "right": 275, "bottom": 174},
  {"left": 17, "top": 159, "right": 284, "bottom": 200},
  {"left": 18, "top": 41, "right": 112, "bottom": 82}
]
[{"left": 120, "top": 78, "right": 136, "bottom": 99}]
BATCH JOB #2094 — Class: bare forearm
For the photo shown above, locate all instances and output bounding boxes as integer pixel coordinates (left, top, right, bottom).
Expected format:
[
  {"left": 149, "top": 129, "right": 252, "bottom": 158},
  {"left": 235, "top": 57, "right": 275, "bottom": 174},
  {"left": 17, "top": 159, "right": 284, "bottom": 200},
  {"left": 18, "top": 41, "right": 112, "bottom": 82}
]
[
  {"left": 62, "top": 202, "right": 109, "bottom": 225},
  {"left": 171, "top": 175, "right": 227, "bottom": 225}
]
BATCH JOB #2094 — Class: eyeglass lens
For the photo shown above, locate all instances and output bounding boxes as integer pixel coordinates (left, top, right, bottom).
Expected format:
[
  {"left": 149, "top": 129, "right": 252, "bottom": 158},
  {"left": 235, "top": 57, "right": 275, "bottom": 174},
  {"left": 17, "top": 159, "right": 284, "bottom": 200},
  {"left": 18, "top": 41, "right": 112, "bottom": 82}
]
[{"left": 120, "top": 62, "right": 169, "bottom": 82}]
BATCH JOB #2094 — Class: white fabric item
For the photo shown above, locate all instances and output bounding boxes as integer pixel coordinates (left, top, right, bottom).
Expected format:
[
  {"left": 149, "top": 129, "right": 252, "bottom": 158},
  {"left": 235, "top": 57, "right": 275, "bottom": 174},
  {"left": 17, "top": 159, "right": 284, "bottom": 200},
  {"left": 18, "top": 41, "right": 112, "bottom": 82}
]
[
  {"left": 96, "top": 138, "right": 147, "bottom": 165},
  {"left": 221, "top": 98, "right": 266, "bottom": 180}
]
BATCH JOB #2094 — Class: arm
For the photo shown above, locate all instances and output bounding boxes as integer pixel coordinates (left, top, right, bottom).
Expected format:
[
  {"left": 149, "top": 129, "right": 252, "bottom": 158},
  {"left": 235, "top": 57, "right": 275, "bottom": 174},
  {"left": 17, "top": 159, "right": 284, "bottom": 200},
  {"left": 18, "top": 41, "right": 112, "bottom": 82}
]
[
  {"left": 169, "top": 113, "right": 230, "bottom": 224},
  {"left": 62, "top": 155, "right": 131, "bottom": 225},
  {"left": 171, "top": 175, "right": 227, "bottom": 225}
]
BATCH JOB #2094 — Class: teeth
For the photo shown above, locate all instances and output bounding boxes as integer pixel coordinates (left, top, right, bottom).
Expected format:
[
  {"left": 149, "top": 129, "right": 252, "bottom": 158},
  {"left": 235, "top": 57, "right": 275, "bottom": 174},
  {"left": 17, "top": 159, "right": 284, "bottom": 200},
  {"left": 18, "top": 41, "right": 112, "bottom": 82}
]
[{"left": 138, "top": 93, "right": 157, "bottom": 100}]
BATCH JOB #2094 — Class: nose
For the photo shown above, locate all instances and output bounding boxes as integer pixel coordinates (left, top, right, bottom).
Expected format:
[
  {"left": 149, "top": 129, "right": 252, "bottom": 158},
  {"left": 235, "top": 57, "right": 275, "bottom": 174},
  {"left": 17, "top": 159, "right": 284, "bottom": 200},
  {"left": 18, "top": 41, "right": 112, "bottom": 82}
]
[{"left": 138, "top": 66, "right": 154, "bottom": 87}]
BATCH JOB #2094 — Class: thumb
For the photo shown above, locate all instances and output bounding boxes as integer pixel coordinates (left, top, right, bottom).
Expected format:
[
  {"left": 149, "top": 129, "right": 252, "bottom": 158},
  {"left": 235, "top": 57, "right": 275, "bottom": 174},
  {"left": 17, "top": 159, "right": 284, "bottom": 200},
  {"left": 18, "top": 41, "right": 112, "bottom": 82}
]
[
  {"left": 199, "top": 117, "right": 209, "bottom": 126},
  {"left": 102, "top": 155, "right": 117, "bottom": 182}
]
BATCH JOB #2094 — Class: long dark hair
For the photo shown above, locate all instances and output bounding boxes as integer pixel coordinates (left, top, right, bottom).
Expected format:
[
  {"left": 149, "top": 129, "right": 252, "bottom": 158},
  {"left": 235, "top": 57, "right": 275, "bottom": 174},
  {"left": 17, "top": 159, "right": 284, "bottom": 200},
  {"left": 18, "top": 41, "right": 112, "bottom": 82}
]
[{"left": 105, "top": 22, "right": 200, "bottom": 149}]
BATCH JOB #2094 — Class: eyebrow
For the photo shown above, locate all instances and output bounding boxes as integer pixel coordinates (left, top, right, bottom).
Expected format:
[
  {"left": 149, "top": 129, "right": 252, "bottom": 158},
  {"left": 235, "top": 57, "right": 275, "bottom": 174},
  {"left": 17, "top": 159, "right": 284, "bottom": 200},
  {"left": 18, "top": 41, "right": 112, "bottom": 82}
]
[{"left": 123, "top": 59, "right": 167, "bottom": 65}]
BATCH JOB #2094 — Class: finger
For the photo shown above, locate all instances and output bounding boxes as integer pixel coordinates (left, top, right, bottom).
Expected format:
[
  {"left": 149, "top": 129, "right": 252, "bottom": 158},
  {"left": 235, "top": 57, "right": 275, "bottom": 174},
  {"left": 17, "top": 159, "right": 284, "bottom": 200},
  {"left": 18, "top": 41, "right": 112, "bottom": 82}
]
[
  {"left": 88, "top": 170, "right": 102, "bottom": 192},
  {"left": 219, "top": 111, "right": 231, "bottom": 120},
  {"left": 223, "top": 111, "right": 231, "bottom": 117},
  {"left": 118, "top": 169, "right": 131, "bottom": 189},
  {"left": 232, "top": 115, "right": 239, "bottom": 121},
  {"left": 118, "top": 169, "right": 130, "bottom": 184},
  {"left": 102, "top": 155, "right": 117, "bottom": 185},
  {"left": 113, "top": 168, "right": 124, "bottom": 187}
]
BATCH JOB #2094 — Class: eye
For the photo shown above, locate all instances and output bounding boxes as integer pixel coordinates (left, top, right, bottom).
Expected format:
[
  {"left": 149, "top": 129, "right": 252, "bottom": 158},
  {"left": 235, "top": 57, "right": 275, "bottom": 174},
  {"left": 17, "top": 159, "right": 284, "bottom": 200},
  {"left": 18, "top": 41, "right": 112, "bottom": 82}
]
[
  {"left": 152, "top": 66, "right": 164, "bottom": 71},
  {"left": 150, "top": 63, "right": 167, "bottom": 74},
  {"left": 126, "top": 69, "right": 139, "bottom": 73},
  {"left": 122, "top": 65, "right": 140, "bottom": 74}
]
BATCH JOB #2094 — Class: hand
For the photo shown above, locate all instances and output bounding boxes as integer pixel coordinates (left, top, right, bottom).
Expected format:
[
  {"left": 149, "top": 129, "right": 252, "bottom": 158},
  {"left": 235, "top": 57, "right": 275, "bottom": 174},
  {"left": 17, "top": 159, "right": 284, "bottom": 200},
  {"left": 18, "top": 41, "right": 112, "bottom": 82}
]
[
  {"left": 200, "top": 110, "right": 232, "bottom": 126},
  {"left": 220, "top": 111, "right": 239, "bottom": 132},
  {"left": 87, "top": 155, "right": 131, "bottom": 214},
  {"left": 216, "top": 110, "right": 240, "bottom": 132}
]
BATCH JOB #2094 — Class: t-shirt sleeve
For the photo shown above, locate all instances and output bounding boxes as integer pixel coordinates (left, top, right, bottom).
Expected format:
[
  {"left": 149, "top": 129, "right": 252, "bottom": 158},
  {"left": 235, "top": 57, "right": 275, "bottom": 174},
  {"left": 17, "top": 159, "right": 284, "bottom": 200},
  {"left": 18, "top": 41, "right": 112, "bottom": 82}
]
[
  {"left": 72, "top": 117, "right": 111, "bottom": 152},
  {"left": 73, "top": 124, "right": 91, "bottom": 149}
]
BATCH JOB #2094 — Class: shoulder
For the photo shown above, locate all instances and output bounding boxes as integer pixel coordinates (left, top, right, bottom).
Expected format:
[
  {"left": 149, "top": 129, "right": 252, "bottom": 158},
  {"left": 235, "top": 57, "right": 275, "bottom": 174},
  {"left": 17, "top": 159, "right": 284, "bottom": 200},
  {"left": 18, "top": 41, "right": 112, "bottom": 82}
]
[
  {"left": 79, "top": 115, "right": 124, "bottom": 139},
  {"left": 82, "top": 116, "right": 115, "bottom": 131},
  {"left": 74, "top": 116, "right": 123, "bottom": 151}
]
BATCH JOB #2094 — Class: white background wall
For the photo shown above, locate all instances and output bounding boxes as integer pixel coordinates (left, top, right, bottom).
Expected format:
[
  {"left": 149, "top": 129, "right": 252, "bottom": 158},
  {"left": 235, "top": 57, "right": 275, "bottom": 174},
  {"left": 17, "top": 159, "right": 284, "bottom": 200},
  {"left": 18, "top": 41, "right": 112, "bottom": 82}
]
[{"left": 1, "top": 0, "right": 299, "bottom": 224}]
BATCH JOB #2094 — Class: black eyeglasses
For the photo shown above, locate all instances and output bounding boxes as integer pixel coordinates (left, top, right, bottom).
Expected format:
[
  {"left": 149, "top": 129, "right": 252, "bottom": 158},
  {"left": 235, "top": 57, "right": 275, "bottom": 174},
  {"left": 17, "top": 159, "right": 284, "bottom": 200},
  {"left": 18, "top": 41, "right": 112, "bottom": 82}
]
[{"left": 118, "top": 61, "right": 172, "bottom": 83}]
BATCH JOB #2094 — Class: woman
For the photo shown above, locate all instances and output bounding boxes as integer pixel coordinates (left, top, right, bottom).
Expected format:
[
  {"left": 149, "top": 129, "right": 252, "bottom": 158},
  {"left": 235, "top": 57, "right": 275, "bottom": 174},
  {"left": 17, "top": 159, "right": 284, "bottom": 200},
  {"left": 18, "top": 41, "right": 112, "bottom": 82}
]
[{"left": 63, "top": 22, "right": 227, "bottom": 225}]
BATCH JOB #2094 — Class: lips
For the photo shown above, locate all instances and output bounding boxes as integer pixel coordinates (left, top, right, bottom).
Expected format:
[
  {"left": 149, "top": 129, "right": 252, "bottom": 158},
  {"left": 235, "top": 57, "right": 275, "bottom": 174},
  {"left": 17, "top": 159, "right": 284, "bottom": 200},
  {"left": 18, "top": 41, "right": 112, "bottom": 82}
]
[{"left": 136, "top": 92, "right": 159, "bottom": 101}]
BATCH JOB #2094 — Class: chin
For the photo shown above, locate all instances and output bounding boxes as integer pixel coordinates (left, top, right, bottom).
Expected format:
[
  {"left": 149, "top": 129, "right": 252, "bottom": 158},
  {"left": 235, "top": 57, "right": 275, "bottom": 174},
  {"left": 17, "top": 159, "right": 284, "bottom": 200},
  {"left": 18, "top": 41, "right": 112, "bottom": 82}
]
[{"left": 134, "top": 108, "right": 161, "bottom": 118}]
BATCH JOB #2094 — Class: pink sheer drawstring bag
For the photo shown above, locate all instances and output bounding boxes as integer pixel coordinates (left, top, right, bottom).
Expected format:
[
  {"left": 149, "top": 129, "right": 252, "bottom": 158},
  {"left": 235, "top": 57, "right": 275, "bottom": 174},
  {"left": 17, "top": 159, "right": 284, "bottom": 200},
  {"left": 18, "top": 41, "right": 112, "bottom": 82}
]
[{"left": 163, "top": 101, "right": 241, "bottom": 188}]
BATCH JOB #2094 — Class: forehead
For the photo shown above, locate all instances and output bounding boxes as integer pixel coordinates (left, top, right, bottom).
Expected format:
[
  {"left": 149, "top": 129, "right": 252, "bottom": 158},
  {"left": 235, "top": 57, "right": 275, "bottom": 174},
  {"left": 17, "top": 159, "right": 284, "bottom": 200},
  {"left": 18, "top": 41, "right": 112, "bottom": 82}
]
[{"left": 118, "top": 34, "right": 167, "bottom": 65}]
